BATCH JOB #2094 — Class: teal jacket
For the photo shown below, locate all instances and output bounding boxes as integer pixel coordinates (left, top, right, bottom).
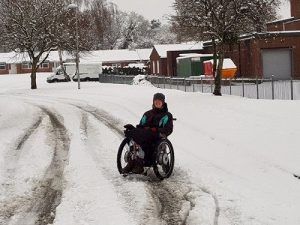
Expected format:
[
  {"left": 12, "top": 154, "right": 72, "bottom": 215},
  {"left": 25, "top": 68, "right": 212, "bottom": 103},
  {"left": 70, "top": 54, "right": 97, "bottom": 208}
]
[{"left": 138, "top": 103, "right": 173, "bottom": 136}]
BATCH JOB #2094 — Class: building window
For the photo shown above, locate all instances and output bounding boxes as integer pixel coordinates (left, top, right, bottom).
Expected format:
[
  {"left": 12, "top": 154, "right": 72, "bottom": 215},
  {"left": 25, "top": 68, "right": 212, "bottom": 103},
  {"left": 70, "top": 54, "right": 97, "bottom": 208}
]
[
  {"left": 152, "top": 61, "right": 156, "bottom": 74},
  {"left": 156, "top": 60, "right": 160, "bottom": 74},
  {"left": 0, "top": 62, "right": 6, "bottom": 70},
  {"left": 41, "top": 61, "right": 49, "bottom": 68},
  {"left": 22, "top": 62, "right": 32, "bottom": 69}
]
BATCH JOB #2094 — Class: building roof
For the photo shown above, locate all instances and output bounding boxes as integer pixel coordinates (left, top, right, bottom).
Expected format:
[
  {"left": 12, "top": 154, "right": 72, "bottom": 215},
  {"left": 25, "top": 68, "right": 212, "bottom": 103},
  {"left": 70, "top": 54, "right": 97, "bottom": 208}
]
[
  {"left": 177, "top": 53, "right": 213, "bottom": 59},
  {"left": 239, "top": 31, "right": 300, "bottom": 40},
  {"left": 85, "top": 48, "right": 152, "bottom": 63},
  {"left": 267, "top": 17, "right": 295, "bottom": 24},
  {"left": 0, "top": 48, "right": 152, "bottom": 64},
  {"left": 202, "top": 31, "right": 300, "bottom": 46},
  {"left": 154, "top": 43, "right": 203, "bottom": 58},
  {"left": 204, "top": 58, "right": 237, "bottom": 69}
]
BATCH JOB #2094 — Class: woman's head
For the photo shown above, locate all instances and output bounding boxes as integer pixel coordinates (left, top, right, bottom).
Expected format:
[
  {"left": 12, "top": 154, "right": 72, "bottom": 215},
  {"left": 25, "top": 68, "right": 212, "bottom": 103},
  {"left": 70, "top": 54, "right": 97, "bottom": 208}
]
[{"left": 153, "top": 93, "right": 165, "bottom": 109}]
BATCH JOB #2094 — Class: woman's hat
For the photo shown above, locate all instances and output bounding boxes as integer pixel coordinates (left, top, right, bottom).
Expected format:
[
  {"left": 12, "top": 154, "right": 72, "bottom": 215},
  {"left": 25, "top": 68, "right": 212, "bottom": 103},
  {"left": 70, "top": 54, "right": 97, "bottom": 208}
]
[{"left": 153, "top": 93, "right": 165, "bottom": 102}]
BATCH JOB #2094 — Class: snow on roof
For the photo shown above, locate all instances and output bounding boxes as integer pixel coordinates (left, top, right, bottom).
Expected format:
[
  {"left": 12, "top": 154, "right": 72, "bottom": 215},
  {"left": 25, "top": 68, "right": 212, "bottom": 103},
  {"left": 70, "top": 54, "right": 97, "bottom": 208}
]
[
  {"left": 135, "top": 49, "right": 152, "bottom": 61},
  {"left": 267, "top": 17, "right": 295, "bottom": 24},
  {"left": 0, "top": 52, "right": 30, "bottom": 64},
  {"left": 177, "top": 53, "right": 213, "bottom": 59},
  {"left": 204, "top": 58, "right": 237, "bottom": 69},
  {"left": 0, "top": 48, "right": 152, "bottom": 64},
  {"left": 154, "top": 42, "right": 203, "bottom": 58},
  {"left": 87, "top": 49, "right": 151, "bottom": 63}
]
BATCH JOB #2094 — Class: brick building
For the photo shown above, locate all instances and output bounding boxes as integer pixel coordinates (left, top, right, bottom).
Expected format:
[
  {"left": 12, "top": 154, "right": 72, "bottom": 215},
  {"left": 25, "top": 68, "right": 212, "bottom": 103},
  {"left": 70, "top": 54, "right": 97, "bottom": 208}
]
[
  {"left": 0, "top": 49, "right": 152, "bottom": 75},
  {"left": 203, "top": 0, "right": 300, "bottom": 79}
]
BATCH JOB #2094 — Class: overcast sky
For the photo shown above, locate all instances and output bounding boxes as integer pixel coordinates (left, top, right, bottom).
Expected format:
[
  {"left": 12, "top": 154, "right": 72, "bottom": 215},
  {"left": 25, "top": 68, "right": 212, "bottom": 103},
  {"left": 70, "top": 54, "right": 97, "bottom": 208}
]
[
  {"left": 109, "top": 0, "right": 175, "bottom": 22},
  {"left": 109, "top": 0, "right": 291, "bottom": 23}
]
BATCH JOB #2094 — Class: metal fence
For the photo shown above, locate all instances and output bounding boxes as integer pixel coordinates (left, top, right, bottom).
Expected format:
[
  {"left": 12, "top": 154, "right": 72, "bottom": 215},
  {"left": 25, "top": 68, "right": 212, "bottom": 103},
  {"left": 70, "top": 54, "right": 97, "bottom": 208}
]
[{"left": 99, "top": 74, "right": 300, "bottom": 100}]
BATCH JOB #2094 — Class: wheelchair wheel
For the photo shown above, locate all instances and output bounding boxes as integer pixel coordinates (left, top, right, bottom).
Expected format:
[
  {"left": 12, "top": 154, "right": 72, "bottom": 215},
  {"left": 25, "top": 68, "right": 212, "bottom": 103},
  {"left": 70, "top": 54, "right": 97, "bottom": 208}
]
[
  {"left": 153, "top": 139, "right": 175, "bottom": 180},
  {"left": 117, "top": 138, "right": 132, "bottom": 174}
]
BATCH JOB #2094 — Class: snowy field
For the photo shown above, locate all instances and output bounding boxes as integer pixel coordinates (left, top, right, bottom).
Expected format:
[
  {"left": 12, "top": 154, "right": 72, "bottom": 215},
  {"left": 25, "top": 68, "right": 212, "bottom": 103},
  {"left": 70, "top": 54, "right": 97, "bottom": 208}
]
[{"left": 0, "top": 73, "right": 300, "bottom": 225}]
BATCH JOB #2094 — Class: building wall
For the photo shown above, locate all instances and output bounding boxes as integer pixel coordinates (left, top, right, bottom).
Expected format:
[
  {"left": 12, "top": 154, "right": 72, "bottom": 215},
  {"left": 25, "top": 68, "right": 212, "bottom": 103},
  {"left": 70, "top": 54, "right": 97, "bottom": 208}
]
[
  {"left": 204, "top": 35, "right": 300, "bottom": 79},
  {"left": 160, "top": 58, "right": 168, "bottom": 76},
  {"left": 256, "top": 36, "right": 300, "bottom": 79},
  {"left": 150, "top": 48, "right": 161, "bottom": 75},
  {"left": 0, "top": 63, "right": 9, "bottom": 75},
  {"left": 221, "top": 36, "right": 300, "bottom": 79},
  {"left": 16, "top": 62, "right": 54, "bottom": 74},
  {"left": 267, "top": 20, "right": 300, "bottom": 31},
  {"left": 291, "top": 0, "right": 300, "bottom": 18}
]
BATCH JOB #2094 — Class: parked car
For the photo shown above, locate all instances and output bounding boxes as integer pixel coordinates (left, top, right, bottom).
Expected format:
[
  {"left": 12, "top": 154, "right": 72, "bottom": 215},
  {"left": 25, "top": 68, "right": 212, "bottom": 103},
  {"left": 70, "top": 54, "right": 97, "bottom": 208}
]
[{"left": 46, "top": 66, "right": 71, "bottom": 83}]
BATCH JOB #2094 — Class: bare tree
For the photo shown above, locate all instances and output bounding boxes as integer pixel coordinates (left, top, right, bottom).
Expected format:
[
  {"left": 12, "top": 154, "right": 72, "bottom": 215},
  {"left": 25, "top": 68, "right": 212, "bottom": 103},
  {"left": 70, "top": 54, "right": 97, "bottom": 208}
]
[
  {"left": 173, "top": 0, "right": 280, "bottom": 96},
  {"left": 89, "top": 1, "right": 124, "bottom": 49},
  {"left": 0, "top": 0, "right": 69, "bottom": 89}
]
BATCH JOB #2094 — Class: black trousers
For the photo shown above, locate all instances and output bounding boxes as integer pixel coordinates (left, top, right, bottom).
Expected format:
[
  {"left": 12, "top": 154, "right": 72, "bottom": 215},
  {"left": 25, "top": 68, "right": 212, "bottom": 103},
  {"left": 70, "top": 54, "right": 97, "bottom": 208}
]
[{"left": 125, "top": 128, "right": 159, "bottom": 163}]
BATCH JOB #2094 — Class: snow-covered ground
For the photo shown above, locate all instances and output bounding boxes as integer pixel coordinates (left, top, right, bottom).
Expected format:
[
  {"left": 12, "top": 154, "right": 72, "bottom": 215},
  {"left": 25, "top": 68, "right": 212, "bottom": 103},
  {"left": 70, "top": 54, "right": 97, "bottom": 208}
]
[{"left": 0, "top": 73, "right": 300, "bottom": 225}]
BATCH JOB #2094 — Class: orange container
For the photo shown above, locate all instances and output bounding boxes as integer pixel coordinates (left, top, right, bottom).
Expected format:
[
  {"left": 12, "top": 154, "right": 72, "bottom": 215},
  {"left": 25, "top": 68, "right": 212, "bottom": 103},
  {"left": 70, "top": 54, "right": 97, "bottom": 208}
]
[{"left": 221, "top": 68, "right": 237, "bottom": 79}]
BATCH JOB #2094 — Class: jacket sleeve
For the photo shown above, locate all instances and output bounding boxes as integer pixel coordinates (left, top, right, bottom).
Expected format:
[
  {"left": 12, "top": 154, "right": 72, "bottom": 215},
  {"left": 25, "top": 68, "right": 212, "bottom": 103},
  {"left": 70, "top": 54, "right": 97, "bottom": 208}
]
[
  {"left": 136, "top": 113, "right": 147, "bottom": 128},
  {"left": 157, "top": 113, "right": 173, "bottom": 136}
]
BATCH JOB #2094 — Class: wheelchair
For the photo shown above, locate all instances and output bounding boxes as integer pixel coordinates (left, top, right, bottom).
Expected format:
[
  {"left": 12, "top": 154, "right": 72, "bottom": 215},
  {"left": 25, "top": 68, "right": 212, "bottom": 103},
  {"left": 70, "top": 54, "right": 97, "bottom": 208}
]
[{"left": 117, "top": 136, "right": 175, "bottom": 180}]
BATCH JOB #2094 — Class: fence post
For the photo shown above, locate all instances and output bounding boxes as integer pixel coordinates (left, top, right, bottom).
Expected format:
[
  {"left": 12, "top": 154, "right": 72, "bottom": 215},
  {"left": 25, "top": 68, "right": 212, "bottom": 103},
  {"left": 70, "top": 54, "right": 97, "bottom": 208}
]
[
  {"left": 242, "top": 77, "right": 245, "bottom": 97},
  {"left": 157, "top": 77, "right": 160, "bottom": 88},
  {"left": 291, "top": 77, "right": 294, "bottom": 100},
  {"left": 201, "top": 77, "right": 203, "bottom": 93},
  {"left": 184, "top": 79, "right": 187, "bottom": 92},
  {"left": 177, "top": 79, "right": 179, "bottom": 90},
  {"left": 271, "top": 75, "right": 275, "bottom": 100},
  {"left": 192, "top": 80, "right": 195, "bottom": 92},
  {"left": 256, "top": 76, "right": 259, "bottom": 99},
  {"left": 229, "top": 78, "right": 232, "bottom": 95}
]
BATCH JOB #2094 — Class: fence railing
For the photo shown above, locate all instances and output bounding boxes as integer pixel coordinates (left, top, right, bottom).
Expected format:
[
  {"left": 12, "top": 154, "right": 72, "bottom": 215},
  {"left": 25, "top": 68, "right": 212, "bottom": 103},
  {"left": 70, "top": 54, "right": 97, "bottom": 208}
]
[{"left": 99, "top": 74, "right": 300, "bottom": 100}]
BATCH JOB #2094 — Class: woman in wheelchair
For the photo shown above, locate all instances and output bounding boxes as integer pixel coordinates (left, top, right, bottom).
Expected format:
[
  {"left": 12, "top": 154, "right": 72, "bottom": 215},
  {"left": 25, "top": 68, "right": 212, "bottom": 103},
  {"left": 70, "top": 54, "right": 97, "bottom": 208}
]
[{"left": 123, "top": 93, "right": 173, "bottom": 174}]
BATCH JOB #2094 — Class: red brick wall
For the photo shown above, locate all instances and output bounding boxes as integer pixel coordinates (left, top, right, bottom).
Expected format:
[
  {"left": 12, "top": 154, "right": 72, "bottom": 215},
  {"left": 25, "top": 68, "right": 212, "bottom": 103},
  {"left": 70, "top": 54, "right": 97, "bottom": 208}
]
[
  {"left": 16, "top": 62, "right": 54, "bottom": 74},
  {"left": 0, "top": 63, "right": 9, "bottom": 75},
  {"left": 267, "top": 20, "right": 300, "bottom": 31},
  {"left": 257, "top": 36, "right": 300, "bottom": 79},
  {"left": 291, "top": 0, "right": 300, "bottom": 18},
  {"left": 205, "top": 35, "right": 300, "bottom": 79},
  {"left": 160, "top": 58, "right": 167, "bottom": 76}
]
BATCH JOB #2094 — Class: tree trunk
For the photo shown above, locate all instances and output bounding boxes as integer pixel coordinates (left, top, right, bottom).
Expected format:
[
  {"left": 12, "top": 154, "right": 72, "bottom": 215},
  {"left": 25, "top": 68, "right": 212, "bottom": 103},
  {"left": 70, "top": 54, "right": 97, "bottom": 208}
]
[
  {"left": 212, "top": 38, "right": 217, "bottom": 78},
  {"left": 30, "top": 59, "right": 39, "bottom": 89},
  {"left": 213, "top": 49, "right": 224, "bottom": 96},
  {"left": 58, "top": 49, "right": 70, "bottom": 81},
  {"left": 30, "top": 71, "right": 37, "bottom": 89}
]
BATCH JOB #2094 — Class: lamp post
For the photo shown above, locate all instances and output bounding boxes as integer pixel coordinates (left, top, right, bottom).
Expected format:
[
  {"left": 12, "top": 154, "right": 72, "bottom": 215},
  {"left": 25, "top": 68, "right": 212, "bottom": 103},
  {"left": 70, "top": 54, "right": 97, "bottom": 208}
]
[{"left": 67, "top": 3, "right": 80, "bottom": 89}]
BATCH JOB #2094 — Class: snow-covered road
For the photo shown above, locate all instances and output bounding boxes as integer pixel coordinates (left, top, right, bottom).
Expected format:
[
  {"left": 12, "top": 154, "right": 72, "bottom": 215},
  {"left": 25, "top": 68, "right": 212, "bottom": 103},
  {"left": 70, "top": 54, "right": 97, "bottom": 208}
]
[{"left": 1, "top": 73, "right": 300, "bottom": 225}]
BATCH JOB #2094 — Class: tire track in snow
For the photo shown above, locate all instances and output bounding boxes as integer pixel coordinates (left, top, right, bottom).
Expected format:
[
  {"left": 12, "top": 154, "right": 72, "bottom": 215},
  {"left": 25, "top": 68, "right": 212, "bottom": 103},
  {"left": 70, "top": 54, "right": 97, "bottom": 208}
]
[
  {"left": 0, "top": 114, "right": 45, "bottom": 224},
  {"left": 2, "top": 106, "right": 71, "bottom": 225},
  {"left": 15, "top": 116, "right": 44, "bottom": 151},
  {"left": 27, "top": 106, "right": 70, "bottom": 225},
  {"left": 3, "top": 115, "right": 44, "bottom": 178}
]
